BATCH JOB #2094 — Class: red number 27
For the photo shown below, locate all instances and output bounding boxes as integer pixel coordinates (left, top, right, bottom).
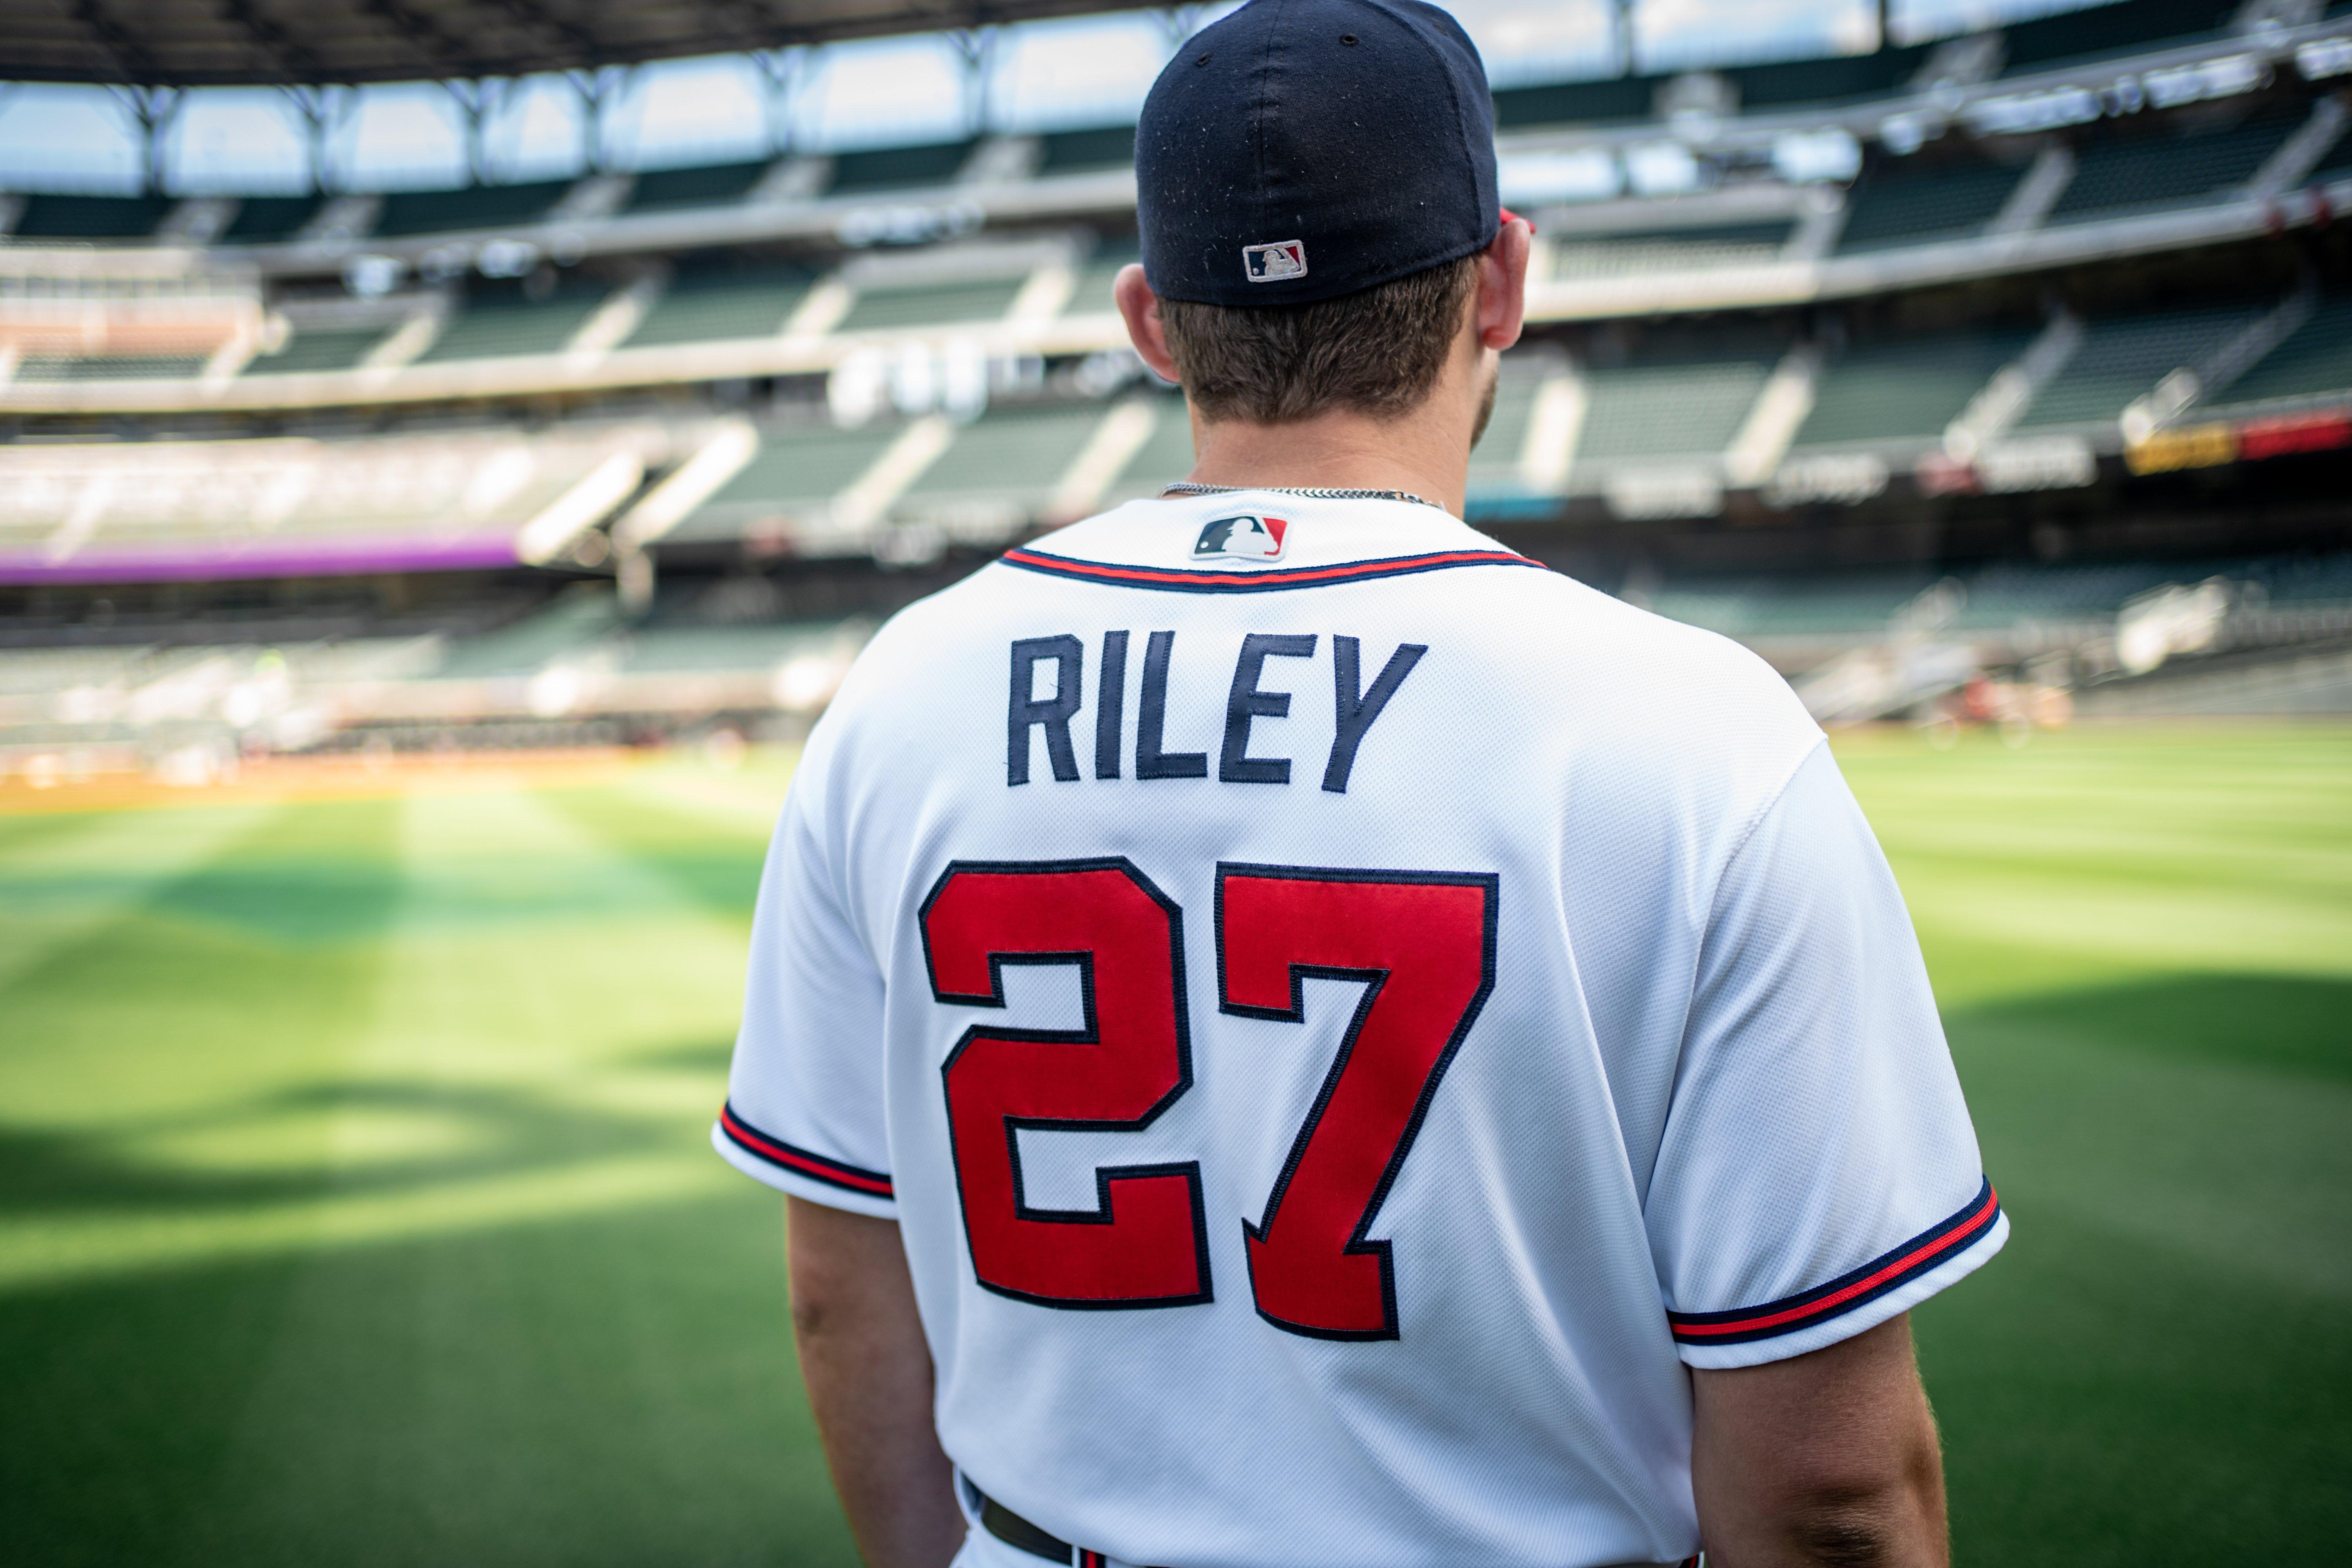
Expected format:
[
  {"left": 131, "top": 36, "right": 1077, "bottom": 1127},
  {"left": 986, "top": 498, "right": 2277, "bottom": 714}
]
[{"left": 919, "top": 858, "right": 1496, "bottom": 1341}]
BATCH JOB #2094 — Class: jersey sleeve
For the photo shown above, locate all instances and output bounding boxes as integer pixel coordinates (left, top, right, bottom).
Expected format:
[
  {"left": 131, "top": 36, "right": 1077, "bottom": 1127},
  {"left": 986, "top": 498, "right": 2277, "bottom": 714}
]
[
  {"left": 1646, "top": 739, "right": 2005, "bottom": 1369},
  {"left": 712, "top": 748, "right": 897, "bottom": 1218}
]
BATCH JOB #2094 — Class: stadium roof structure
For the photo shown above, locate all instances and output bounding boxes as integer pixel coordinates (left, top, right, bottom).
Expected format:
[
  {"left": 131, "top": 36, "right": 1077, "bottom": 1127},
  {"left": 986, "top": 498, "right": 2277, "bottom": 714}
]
[{"left": 7, "top": 0, "right": 1166, "bottom": 87}]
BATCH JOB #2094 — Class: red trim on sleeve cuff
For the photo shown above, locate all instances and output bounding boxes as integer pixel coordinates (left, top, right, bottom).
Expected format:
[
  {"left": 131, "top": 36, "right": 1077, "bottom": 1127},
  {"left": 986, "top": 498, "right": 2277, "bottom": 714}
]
[
  {"left": 1667, "top": 1179, "right": 2000, "bottom": 1345},
  {"left": 718, "top": 1102, "right": 894, "bottom": 1198}
]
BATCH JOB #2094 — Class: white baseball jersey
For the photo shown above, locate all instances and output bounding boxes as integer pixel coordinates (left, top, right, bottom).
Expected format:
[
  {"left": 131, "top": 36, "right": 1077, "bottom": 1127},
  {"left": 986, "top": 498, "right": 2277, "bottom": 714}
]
[{"left": 717, "top": 490, "right": 2005, "bottom": 1568}]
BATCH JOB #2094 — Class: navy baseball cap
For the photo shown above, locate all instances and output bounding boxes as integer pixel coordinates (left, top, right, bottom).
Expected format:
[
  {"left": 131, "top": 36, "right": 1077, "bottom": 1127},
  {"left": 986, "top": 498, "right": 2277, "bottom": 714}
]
[{"left": 1136, "top": 0, "right": 1505, "bottom": 308}]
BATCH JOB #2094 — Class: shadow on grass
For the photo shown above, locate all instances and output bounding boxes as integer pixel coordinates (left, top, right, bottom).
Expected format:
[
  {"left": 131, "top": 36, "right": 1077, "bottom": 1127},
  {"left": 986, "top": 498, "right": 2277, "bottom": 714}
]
[
  {"left": 1921, "top": 968, "right": 2352, "bottom": 1564},
  {"left": 1948, "top": 969, "right": 2352, "bottom": 1083},
  {"left": 0, "top": 1040, "right": 739, "bottom": 1221}
]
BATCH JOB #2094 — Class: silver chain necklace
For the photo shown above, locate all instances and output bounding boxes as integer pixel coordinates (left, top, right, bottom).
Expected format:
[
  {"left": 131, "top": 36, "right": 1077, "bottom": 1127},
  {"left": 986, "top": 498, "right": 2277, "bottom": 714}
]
[{"left": 1161, "top": 480, "right": 1443, "bottom": 511}]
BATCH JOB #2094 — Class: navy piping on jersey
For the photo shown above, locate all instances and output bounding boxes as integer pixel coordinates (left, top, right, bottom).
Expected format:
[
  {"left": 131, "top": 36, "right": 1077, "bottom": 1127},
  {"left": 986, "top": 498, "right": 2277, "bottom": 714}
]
[
  {"left": 999, "top": 546, "right": 1543, "bottom": 593},
  {"left": 1667, "top": 1179, "right": 2000, "bottom": 1346},
  {"left": 718, "top": 1102, "right": 895, "bottom": 1199}
]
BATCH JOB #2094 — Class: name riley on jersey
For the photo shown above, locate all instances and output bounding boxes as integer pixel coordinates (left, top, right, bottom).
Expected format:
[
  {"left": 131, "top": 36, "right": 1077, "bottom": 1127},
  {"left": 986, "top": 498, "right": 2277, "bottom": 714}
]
[{"left": 1008, "top": 630, "right": 1423, "bottom": 795}]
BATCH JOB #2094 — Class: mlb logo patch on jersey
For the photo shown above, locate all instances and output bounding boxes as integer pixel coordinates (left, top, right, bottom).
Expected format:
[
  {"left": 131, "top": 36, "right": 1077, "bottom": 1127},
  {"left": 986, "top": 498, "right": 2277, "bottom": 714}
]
[
  {"left": 1243, "top": 240, "right": 1307, "bottom": 282},
  {"left": 1194, "top": 514, "right": 1288, "bottom": 561}
]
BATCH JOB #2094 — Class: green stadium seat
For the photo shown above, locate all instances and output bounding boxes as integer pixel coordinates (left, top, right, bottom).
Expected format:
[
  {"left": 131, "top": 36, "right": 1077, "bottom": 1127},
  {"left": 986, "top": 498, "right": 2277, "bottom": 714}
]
[
  {"left": 835, "top": 278, "right": 1026, "bottom": 334},
  {"left": 900, "top": 405, "right": 1109, "bottom": 510},
  {"left": 618, "top": 621, "right": 853, "bottom": 675},
  {"left": 1491, "top": 76, "right": 1654, "bottom": 130},
  {"left": 10, "top": 194, "right": 173, "bottom": 240},
  {"left": 623, "top": 160, "right": 773, "bottom": 214},
  {"left": 222, "top": 194, "right": 325, "bottom": 243},
  {"left": 1107, "top": 394, "right": 1196, "bottom": 499},
  {"left": 668, "top": 423, "right": 904, "bottom": 544},
  {"left": 1835, "top": 158, "right": 2027, "bottom": 253},
  {"left": 1729, "top": 47, "right": 1931, "bottom": 109},
  {"left": 1548, "top": 222, "right": 1791, "bottom": 279},
  {"left": 431, "top": 589, "right": 624, "bottom": 678},
  {"left": 416, "top": 277, "right": 613, "bottom": 363},
  {"left": 13, "top": 355, "right": 205, "bottom": 381},
  {"left": 622, "top": 261, "right": 814, "bottom": 348},
  {"left": 244, "top": 325, "right": 390, "bottom": 376},
  {"left": 1037, "top": 125, "right": 1137, "bottom": 175},
  {"left": 2049, "top": 107, "right": 2306, "bottom": 224},
  {"left": 1466, "top": 356, "right": 1563, "bottom": 502},
  {"left": 1794, "top": 328, "right": 2037, "bottom": 445},
  {"left": 374, "top": 180, "right": 573, "bottom": 238},
  {"left": 2208, "top": 295, "right": 2352, "bottom": 408},
  {"left": 1577, "top": 350, "right": 1777, "bottom": 461},
  {"left": 2021, "top": 304, "right": 2268, "bottom": 427},
  {"left": 826, "top": 140, "right": 978, "bottom": 196},
  {"left": 1063, "top": 241, "right": 1141, "bottom": 317},
  {"left": 1998, "top": 0, "right": 2236, "bottom": 75}
]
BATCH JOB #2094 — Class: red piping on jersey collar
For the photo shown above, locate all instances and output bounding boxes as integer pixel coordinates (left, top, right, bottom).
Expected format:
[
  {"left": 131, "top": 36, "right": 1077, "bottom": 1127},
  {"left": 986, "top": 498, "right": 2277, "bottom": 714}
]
[
  {"left": 719, "top": 1102, "right": 895, "bottom": 1198},
  {"left": 1000, "top": 546, "right": 1542, "bottom": 592},
  {"left": 1667, "top": 1179, "right": 2000, "bottom": 1344}
]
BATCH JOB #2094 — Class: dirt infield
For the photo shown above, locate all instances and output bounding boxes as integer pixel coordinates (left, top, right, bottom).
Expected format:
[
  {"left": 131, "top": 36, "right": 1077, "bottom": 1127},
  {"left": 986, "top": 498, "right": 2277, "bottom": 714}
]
[{"left": 0, "top": 748, "right": 655, "bottom": 814}]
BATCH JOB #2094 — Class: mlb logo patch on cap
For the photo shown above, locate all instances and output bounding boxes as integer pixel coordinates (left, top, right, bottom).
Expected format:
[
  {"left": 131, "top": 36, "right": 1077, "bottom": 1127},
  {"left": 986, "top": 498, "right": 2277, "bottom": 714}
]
[
  {"left": 1194, "top": 514, "right": 1288, "bottom": 561},
  {"left": 1243, "top": 240, "right": 1307, "bottom": 283}
]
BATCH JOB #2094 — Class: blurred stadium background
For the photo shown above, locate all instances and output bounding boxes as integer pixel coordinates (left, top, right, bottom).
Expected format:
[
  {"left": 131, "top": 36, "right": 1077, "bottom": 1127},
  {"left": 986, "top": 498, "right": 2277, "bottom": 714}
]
[{"left": 0, "top": 0, "right": 2345, "bottom": 1562}]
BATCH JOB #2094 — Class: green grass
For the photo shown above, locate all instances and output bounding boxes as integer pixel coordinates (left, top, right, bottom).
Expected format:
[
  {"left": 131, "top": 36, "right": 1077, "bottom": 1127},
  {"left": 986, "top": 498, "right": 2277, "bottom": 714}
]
[{"left": 1, "top": 726, "right": 2347, "bottom": 1564}]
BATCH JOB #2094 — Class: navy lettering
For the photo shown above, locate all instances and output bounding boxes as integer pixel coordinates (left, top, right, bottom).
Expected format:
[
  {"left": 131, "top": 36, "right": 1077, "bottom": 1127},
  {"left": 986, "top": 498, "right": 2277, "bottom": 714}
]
[
  {"left": 1324, "top": 638, "right": 1425, "bottom": 794},
  {"left": 1007, "top": 635, "right": 1083, "bottom": 786},
  {"left": 1220, "top": 634, "right": 1317, "bottom": 784},
  {"left": 1096, "top": 630, "right": 1129, "bottom": 780},
  {"left": 1136, "top": 631, "right": 1209, "bottom": 779}
]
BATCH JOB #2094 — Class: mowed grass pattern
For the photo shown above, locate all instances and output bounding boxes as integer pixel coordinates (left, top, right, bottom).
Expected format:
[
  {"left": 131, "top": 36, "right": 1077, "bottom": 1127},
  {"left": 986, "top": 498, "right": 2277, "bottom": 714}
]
[{"left": 1, "top": 728, "right": 2347, "bottom": 1564}]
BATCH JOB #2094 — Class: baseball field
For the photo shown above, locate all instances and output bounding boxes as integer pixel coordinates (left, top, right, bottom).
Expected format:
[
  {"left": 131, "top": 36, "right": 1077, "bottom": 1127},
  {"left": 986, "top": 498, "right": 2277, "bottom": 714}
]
[{"left": 1, "top": 724, "right": 2345, "bottom": 1566}]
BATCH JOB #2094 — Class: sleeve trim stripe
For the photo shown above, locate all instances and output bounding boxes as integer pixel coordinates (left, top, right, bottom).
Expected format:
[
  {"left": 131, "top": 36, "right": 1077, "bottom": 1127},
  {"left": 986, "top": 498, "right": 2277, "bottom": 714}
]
[
  {"left": 1667, "top": 1179, "right": 2000, "bottom": 1345},
  {"left": 717, "top": 1103, "right": 895, "bottom": 1198}
]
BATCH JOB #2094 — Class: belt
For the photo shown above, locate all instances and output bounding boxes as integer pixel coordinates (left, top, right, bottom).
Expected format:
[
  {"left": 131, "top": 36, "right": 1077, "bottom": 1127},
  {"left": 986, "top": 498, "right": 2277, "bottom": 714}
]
[
  {"left": 977, "top": 1490, "right": 1153, "bottom": 1568},
  {"left": 974, "top": 1484, "right": 1699, "bottom": 1568}
]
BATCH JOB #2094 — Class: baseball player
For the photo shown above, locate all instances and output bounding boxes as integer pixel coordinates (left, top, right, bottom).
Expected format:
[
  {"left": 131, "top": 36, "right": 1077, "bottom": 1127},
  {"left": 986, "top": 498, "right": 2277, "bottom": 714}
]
[{"left": 717, "top": 2, "right": 2006, "bottom": 1565}]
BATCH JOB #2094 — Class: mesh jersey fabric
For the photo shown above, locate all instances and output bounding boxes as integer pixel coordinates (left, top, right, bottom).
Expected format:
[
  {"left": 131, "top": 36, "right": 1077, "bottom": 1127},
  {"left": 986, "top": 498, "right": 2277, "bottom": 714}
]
[{"left": 716, "top": 490, "right": 2004, "bottom": 1568}]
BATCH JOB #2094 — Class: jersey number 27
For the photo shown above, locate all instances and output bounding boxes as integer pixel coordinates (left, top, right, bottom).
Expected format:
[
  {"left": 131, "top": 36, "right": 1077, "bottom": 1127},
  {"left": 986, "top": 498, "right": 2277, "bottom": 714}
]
[{"left": 920, "top": 858, "right": 1496, "bottom": 1341}]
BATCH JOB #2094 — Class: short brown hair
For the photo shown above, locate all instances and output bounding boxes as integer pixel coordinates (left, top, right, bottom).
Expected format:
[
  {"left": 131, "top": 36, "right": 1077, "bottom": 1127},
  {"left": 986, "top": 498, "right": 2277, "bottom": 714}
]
[{"left": 1158, "top": 254, "right": 1479, "bottom": 424}]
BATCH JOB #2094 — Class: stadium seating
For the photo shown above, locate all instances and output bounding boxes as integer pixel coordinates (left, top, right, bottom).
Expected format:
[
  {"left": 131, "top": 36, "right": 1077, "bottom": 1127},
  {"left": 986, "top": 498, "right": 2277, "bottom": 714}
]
[
  {"left": 622, "top": 260, "right": 813, "bottom": 347},
  {"left": 243, "top": 324, "right": 390, "bottom": 375},
  {"left": 1064, "top": 241, "right": 1141, "bottom": 316},
  {"left": 898, "top": 403, "right": 1112, "bottom": 526},
  {"left": 1794, "top": 327, "right": 2038, "bottom": 446},
  {"left": 826, "top": 140, "right": 978, "bottom": 195},
  {"left": 1997, "top": 0, "right": 2237, "bottom": 74},
  {"left": 666, "top": 422, "right": 906, "bottom": 544},
  {"left": 221, "top": 195, "right": 326, "bottom": 243},
  {"left": 623, "top": 159, "right": 772, "bottom": 214},
  {"left": 2048, "top": 105, "right": 2306, "bottom": 223},
  {"left": 12, "top": 354, "right": 206, "bottom": 381},
  {"left": 1037, "top": 125, "right": 1138, "bottom": 175},
  {"left": 415, "top": 276, "right": 613, "bottom": 363},
  {"left": 9, "top": 194, "right": 173, "bottom": 240},
  {"left": 1548, "top": 222, "right": 1791, "bottom": 279},
  {"left": 1730, "top": 46, "right": 1932, "bottom": 109},
  {"left": 1491, "top": 77, "right": 1655, "bottom": 130},
  {"left": 835, "top": 277, "right": 1027, "bottom": 333},
  {"left": 428, "top": 588, "right": 624, "bottom": 678},
  {"left": 1104, "top": 394, "right": 1196, "bottom": 501},
  {"left": 2207, "top": 294, "right": 2352, "bottom": 408},
  {"left": 2020, "top": 303, "right": 2268, "bottom": 426},
  {"left": 1577, "top": 343, "right": 1780, "bottom": 461},
  {"left": 1465, "top": 355, "right": 1563, "bottom": 504},
  {"left": 373, "top": 179, "right": 573, "bottom": 238},
  {"left": 1834, "top": 157, "right": 2028, "bottom": 252}
]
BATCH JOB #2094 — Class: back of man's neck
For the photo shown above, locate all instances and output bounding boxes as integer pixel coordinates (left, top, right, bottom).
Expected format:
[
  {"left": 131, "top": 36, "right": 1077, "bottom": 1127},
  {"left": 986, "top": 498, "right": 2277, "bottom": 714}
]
[{"left": 1184, "top": 407, "right": 1470, "bottom": 516}]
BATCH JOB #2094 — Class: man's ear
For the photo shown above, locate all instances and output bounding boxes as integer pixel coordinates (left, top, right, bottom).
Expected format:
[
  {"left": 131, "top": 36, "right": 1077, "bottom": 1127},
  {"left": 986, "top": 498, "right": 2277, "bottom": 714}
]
[
  {"left": 1115, "top": 263, "right": 1183, "bottom": 383},
  {"left": 1476, "top": 216, "right": 1532, "bottom": 353}
]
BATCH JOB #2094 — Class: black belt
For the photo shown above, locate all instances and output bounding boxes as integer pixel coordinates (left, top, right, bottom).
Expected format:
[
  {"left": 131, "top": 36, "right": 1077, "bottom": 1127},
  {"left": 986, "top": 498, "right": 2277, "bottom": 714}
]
[
  {"left": 977, "top": 1489, "right": 1145, "bottom": 1568},
  {"left": 976, "top": 1485, "right": 1699, "bottom": 1568}
]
